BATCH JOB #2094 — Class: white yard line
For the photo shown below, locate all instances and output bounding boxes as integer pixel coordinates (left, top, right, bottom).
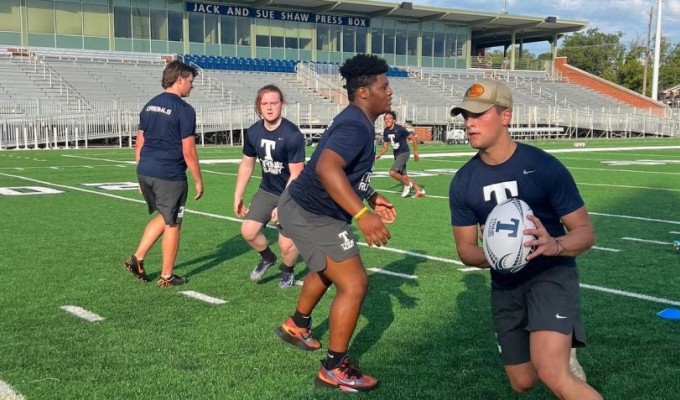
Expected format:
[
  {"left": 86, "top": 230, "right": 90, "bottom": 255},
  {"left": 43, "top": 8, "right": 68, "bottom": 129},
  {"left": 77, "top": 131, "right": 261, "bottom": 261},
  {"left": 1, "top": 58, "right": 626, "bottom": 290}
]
[
  {"left": 579, "top": 182, "right": 680, "bottom": 193},
  {"left": 592, "top": 246, "right": 621, "bottom": 252},
  {"left": 60, "top": 305, "right": 105, "bottom": 322},
  {"left": 3, "top": 172, "right": 680, "bottom": 308},
  {"left": 622, "top": 237, "right": 673, "bottom": 245},
  {"left": 581, "top": 284, "right": 680, "bottom": 307},
  {"left": 0, "top": 380, "right": 24, "bottom": 400},
  {"left": 367, "top": 268, "right": 417, "bottom": 279},
  {"left": 590, "top": 212, "right": 680, "bottom": 225},
  {"left": 180, "top": 291, "right": 228, "bottom": 305}
]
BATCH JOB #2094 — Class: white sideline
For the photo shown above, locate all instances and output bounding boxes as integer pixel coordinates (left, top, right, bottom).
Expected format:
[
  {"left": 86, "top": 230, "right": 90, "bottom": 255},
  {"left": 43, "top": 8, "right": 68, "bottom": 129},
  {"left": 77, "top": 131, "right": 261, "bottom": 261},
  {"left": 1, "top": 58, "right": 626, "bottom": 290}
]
[
  {"left": 3, "top": 172, "right": 680, "bottom": 308},
  {"left": 60, "top": 305, "right": 104, "bottom": 322},
  {"left": 0, "top": 380, "right": 24, "bottom": 400},
  {"left": 180, "top": 291, "right": 227, "bottom": 305}
]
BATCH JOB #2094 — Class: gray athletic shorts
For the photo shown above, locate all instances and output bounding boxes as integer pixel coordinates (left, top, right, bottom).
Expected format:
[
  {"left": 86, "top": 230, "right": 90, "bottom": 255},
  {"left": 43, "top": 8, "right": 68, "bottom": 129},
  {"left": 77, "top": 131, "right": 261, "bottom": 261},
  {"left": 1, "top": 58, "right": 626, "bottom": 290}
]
[
  {"left": 244, "top": 188, "right": 279, "bottom": 224},
  {"left": 277, "top": 188, "right": 360, "bottom": 272},
  {"left": 138, "top": 174, "right": 188, "bottom": 225},
  {"left": 390, "top": 152, "right": 410, "bottom": 174},
  {"left": 491, "top": 266, "right": 586, "bottom": 365}
]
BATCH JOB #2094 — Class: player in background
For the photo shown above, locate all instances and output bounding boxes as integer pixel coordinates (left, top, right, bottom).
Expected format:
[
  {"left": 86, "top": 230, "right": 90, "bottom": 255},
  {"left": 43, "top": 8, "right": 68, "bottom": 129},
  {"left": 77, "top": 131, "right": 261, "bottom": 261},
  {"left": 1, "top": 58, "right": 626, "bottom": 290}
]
[
  {"left": 448, "top": 80, "right": 601, "bottom": 399},
  {"left": 375, "top": 111, "right": 425, "bottom": 198},
  {"left": 234, "top": 85, "right": 306, "bottom": 288},
  {"left": 124, "top": 60, "right": 204, "bottom": 288},
  {"left": 274, "top": 54, "right": 396, "bottom": 392}
]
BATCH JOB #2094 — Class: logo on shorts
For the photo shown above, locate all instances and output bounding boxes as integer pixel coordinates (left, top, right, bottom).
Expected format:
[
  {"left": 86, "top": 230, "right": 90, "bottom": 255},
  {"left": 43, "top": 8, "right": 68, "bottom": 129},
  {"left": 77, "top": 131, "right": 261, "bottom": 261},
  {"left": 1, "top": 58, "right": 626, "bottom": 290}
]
[
  {"left": 338, "top": 231, "right": 355, "bottom": 250},
  {"left": 177, "top": 206, "right": 185, "bottom": 219}
]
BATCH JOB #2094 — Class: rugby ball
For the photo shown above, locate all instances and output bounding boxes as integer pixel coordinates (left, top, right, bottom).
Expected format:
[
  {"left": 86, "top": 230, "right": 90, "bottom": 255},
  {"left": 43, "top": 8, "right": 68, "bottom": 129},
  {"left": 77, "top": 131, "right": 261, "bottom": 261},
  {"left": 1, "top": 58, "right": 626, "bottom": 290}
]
[{"left": 483, "top": 198, "right": 536, "bottom": 273}]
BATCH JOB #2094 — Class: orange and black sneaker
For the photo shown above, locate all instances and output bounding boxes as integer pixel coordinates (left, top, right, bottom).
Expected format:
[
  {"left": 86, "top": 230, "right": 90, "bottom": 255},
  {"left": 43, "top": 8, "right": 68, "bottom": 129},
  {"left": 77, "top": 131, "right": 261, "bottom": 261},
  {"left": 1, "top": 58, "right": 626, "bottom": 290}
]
[
  {"left": 275, "top": 317, "right": 321, "bottom": 351},
  {"left": 124, "top": 255, "right": 149, "bottom": 282},
  {"left": 156, "top": 274, "right": 188, "bottom": 288},
  {"left": 315, "top": 356, "right": 379, "bottom": 392}
]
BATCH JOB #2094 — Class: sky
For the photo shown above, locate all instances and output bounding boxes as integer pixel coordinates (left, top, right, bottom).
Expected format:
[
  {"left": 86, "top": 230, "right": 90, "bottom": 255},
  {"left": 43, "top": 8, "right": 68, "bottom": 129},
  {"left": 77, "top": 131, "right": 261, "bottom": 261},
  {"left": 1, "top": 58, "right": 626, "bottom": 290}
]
[{"left": 415, "top": 0, "right": 680, "bottom": 54}]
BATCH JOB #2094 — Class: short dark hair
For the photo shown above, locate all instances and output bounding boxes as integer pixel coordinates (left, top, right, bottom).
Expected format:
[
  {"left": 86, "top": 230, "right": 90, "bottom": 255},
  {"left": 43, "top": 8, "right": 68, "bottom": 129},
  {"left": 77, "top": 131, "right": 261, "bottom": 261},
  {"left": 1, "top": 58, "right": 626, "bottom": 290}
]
[
  {"left": 385, "top": 111, "right": 397, "bottom": 119},
  {"left": 162, "top": 60, "right": 198, "bottom": 89},
  {"left": 339, "top": 54, "right": 389, "bottom": 101},
  {"left": 255, "top": 84, "right": 285, "bottom": 115}
]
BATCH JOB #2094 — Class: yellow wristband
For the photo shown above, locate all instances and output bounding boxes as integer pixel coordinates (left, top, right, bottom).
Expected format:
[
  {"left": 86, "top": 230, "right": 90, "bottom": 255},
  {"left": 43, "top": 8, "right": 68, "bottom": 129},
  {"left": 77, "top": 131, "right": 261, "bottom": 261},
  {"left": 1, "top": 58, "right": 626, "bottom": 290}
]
[{"left": 353, "top": 206, "right": 369, "bottom": 221}]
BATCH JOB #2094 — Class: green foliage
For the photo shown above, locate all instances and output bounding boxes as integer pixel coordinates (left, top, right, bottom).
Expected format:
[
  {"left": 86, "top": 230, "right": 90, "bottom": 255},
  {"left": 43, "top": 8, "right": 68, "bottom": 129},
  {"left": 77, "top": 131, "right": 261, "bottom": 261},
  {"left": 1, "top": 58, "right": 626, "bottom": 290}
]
[
  {"left": 659, "top": 41, "right": 680, "bottom": 92},
  {"left": 558, "top": 28, "right": 626, "bottom": 81}
]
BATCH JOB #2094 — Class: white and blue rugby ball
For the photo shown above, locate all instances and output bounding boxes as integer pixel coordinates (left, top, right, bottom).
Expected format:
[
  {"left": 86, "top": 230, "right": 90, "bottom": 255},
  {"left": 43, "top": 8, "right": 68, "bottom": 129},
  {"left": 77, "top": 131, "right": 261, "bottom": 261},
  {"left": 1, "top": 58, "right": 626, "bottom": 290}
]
[{"left": 483, "top": 198, "right": 536, "bottom": 273}]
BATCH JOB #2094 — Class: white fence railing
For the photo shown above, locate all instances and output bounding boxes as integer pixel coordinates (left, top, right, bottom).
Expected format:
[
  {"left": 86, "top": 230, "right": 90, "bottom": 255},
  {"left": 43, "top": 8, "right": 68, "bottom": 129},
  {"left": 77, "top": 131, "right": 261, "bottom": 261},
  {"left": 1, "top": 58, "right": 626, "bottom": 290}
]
[{"left": 2, "top": 102, "right": 677, "bottom": 150}]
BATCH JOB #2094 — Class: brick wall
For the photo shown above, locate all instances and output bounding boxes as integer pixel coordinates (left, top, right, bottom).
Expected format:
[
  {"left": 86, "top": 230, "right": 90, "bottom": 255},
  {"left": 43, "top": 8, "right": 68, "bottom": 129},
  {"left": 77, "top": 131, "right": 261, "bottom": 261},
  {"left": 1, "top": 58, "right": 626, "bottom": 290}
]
[
  {"left": 413, "top": 126, "right": 432, "bottom": 142},
  {"left": 554, "top": 57, "right": 667, "bottom": 117}
]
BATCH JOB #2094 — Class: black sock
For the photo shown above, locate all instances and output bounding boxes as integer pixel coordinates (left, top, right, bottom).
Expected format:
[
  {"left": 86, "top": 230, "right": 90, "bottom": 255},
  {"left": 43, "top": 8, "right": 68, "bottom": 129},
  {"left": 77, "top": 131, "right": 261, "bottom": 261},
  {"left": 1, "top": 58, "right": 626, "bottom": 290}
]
[
  {"left": 324, "top": 351, "right": 347, "bottom": 370},
  {"left": 282, "top": 264, "right": 294, "bottom": 273},
  {"left": 292, "top": 310, "right": 311, "bottom": 328},
  {"left": 258, "top": 247, "right": 276, "bottom": 263}
]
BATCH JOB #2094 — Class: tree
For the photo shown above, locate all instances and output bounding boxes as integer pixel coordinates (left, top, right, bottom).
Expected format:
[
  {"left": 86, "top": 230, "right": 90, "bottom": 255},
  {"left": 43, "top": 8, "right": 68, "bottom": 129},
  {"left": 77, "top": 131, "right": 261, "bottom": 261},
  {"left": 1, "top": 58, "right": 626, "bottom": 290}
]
[
  {"left": 659, "top": 40, "right": 680, "bottom": 93},
  {"left": 557, "top": 28, "right": 626, "bottom": 81}
]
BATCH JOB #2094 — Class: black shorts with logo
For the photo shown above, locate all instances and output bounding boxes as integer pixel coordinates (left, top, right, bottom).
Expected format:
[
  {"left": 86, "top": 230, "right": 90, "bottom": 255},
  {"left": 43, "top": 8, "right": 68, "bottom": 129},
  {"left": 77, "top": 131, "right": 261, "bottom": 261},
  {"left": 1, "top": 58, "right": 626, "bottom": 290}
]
[{"left": 491, "top": 265, "right": 586, "bottom": 365}]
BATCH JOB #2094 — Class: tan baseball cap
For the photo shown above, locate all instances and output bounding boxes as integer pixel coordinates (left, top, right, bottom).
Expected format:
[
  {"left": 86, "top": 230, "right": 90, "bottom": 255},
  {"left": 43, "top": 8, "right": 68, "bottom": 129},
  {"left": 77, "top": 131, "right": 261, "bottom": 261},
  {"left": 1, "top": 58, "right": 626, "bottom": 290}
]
[{"left": 450, "top": 80, "right": 513, "bottom": 116}]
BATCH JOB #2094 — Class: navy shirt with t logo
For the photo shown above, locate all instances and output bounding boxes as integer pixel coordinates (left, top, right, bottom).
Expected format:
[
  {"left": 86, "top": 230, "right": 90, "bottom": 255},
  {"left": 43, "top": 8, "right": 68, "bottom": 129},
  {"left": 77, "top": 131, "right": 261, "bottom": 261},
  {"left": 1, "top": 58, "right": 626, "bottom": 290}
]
[
  {"left": 137, "top": 92, "right": 196, "bottom": 181},
  {"left": 289, "top": 105, "right": 376, "bottom": 222},
  {"left": 449, "top": 142, "right": 584, "bottom": 289},
  {"left": 382, "top": 124, "right": 411, "bottom": 157},
  {"left": 243, "top": 118, "right": 306, "bottom": 196}
]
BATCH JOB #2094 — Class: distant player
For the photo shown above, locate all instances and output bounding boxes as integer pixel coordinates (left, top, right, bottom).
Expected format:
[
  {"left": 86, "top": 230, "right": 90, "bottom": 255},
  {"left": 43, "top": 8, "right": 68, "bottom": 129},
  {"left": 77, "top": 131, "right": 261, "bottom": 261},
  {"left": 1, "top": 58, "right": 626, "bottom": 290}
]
[
  {"left": 375, "top": 111, "right": 425, "bottom": 198},
  {"left": 448, "top": 79, "right": 601, "bottom": 399},
  {"left": 275, "top": 54, "right": 396, "bottom": 392},
  {"left": 124, "top": 60, "right": 203, "bottom": 288},
  {"left": 234, "top": 85, "right": 305, "bottom": 288}
]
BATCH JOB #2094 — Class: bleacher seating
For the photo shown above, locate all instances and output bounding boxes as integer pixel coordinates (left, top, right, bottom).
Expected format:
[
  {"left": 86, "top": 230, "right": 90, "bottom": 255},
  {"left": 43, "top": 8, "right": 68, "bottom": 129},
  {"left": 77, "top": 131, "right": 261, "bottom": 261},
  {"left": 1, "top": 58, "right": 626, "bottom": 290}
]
[{"left": 182, "top": 55, "right": 299, "bottom": 73}]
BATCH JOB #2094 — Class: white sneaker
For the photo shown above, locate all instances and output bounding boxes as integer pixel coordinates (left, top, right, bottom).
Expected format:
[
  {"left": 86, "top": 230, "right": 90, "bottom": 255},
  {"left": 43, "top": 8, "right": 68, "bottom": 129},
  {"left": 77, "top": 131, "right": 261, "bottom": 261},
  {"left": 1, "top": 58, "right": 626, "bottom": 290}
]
[
  {"left": 569, "top": 348, "right": 587, "bottom": 382},
  {"left": 401, "top": 183, "right": 413, "bottom": 198}
]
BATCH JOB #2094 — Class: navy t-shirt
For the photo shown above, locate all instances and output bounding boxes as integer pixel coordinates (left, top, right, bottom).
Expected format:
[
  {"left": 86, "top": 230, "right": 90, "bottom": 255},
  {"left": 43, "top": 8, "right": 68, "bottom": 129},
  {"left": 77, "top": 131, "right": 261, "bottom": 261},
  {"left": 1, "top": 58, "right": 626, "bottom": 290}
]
[
  {"left": 449, "top": 142, "right": 584, "bottom": 289},
  {"left": 382, "top": 125, "right": 411, "bottom": 157},
  {"left": 243, "top": 118, "right": 306, "bottom": 196},
  {"left": 137, "top": 92, "right": 196, "bottom": 181},
  {"left": 289, "top": 105, "right": 376, "bottom": 222}
]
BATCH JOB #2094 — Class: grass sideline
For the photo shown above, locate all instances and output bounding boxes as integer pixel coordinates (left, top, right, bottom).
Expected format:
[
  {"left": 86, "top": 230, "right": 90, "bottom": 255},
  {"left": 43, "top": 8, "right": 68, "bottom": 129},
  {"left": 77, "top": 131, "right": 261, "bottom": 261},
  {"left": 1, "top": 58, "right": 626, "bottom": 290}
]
[{"left": 1, "top": 137, "right": 680, "bottom": 399}]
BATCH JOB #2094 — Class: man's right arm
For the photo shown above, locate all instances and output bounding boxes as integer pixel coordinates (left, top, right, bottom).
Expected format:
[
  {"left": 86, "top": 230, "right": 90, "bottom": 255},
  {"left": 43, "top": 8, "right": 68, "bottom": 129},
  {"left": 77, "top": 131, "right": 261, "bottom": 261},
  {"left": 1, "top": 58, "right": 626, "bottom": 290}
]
[
  {"left": 375, "top": 141, "right": 389, "bottom": 159},
  {"left": 453, "top": 225, "right": 489, "bottom": 268},
  {"left": 234, "top": 155, "right": 256, "bottom": 216},
  {"left": 182, "top": 135, "right": 203, "bottom": 200},
  {"left": 134, "top": 130, "right": 144, "bottom": 163}
]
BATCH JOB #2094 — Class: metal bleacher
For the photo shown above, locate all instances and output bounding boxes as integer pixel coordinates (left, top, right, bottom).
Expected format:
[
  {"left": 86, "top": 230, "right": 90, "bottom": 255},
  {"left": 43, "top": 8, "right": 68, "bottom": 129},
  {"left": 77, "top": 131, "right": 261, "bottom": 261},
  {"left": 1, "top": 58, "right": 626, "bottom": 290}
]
[{"left": 0, "top": 47, "right": 677, "bottom": 150}]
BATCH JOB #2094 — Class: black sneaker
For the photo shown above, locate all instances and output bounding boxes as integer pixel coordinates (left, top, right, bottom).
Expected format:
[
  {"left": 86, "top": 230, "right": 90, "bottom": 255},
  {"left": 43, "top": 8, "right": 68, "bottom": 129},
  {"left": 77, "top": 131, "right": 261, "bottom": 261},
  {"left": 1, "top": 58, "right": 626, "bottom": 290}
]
[
  {"left": 156, "top": 274, "right": 188, "bottom": 288},
  {"left": 124, "top": 255, "right": 149, "bottom": 282},
  {"left": 249, "top": 257, "right": 277, "bottom": 282},
  {"left": 279, "top": 270, "right": 295, "bottom": 289}
]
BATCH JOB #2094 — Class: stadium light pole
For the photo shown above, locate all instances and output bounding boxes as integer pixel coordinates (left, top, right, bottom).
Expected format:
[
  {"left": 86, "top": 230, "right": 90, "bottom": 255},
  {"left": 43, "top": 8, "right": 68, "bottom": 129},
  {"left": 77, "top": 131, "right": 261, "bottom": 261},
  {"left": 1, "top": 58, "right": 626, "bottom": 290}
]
[{"left": 652, "top": 0, "right": 663, "bottom": 101}]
